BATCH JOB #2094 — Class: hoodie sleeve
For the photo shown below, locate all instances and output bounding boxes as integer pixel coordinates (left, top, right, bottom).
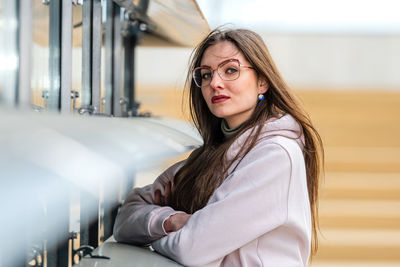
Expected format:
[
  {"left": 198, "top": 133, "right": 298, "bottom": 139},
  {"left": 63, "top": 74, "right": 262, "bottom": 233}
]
[
  {"left": 113, "top": 160, "right": 186, "bottom": 246},
  {"left": 151, "top": 141, "right": 298, "bottom": 266}
]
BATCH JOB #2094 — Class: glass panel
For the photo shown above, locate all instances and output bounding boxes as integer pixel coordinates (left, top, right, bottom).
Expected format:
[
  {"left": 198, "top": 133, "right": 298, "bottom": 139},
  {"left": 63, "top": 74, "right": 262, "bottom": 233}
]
[
  {"left": 31, "top": 0, "right": 50, "bottom": 110},
  {"left": 72, "top": 3, "right": 83, "bottom": 112},
  {"left": 0, "top": 0, "right": 18, "bottom": 106}
]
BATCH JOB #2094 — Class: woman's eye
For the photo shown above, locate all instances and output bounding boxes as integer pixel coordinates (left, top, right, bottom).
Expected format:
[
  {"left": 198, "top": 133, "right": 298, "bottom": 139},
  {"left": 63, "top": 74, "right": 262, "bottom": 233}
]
[
  {"left": 202, "top": 73, "right": 212, "bottom": 79},
  {"left": 226, "top": 68, "right": 238, "bottom": 74}
]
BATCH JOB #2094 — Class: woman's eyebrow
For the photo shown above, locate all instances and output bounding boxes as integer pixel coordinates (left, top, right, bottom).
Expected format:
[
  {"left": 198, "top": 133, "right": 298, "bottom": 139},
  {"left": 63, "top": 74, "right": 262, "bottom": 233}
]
[{"left": 200, "top": 58, "right": 239, "bottom": 68}]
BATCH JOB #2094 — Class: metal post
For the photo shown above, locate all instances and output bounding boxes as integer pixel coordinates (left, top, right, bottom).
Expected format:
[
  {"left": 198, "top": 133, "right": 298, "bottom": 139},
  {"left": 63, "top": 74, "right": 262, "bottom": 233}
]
[
  {"left": 104, "top": 0, "right": 114, "bottom": 115},
  {"left": 137, "top": 0, "right": 149, "bottom": 14},
  {"left": 112, "top": 5, "right": 122, "bottom": 117},
  {"left": 46, "top": 189, "right": 69, "bottom": 267},
  {"left": 103, "top": 201, "right": 119, "bottom": 241},
  {"left": 82, "top": 0, "right": 102, "bottom": 114},
  {"left": 61, "top": 0, "right": 73, "bottom": 114},
  {"left": 17, "top": 0, "right": 32, "bottom": 108},
  {"left": 82, "top": 0, "right": 93, "bottom": 108},
  {"left": 123, "top": 31, "right": 137, "bottom": 116},
  {"left": 123, "top": 22, "right": 139, "bottom": 116},
  {"left": 91, "top": 0, "right": 102, "bottom": 112},
  {"left": 48, "top": 0, "right": 62, "bottom": 110},
  {"left": 80, "top": 192, "right": 99, "bottom": 248}
]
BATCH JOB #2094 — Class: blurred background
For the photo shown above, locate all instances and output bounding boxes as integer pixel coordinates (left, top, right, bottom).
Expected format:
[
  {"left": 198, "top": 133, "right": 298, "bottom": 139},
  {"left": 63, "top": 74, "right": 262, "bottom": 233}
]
[
  {"left": 1, "top": 0, "right": 399, "bottom": 266},
  {"left": 137, "top": 1, "right": 400, "bottom": 266}
]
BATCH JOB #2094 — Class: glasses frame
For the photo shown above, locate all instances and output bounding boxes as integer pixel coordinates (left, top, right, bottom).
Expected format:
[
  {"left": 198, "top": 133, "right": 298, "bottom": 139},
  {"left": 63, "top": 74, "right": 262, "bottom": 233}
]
[{"left": 192, "top": 58, "right": 254, "bottom": 88}]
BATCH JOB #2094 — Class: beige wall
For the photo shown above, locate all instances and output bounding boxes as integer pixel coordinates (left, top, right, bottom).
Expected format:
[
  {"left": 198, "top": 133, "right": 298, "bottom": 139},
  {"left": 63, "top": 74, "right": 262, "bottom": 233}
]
[{"left": 135, "top": 34, "right": 400, "bottom": 91}]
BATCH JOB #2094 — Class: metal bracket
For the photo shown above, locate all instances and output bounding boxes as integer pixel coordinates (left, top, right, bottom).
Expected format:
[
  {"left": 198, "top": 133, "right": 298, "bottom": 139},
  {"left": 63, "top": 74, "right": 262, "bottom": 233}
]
[
  {"left": 119, "top": 97, "right": 130, "bottom": 116},
  {"left": 78, "top": 105, "right": 97, "bottom": 115},
  {"left": 27, "top": 245, "right": 44, "bottom": 267},
  {"left": 128, "top": 101, "right": 141, "bottom": 117},
  {"left": 32, "top": 104, "right": 46, "bottom": 112},
  {"left": 70, "top": 90, "right": 80, "bottom": 111},
  {"left": 101, "top": 97, "right": 107, "bottom": 111},
  {"left": 41, "top": 90, "right": 49, "bottom": 110},
  {"left": 119, "top": 96, "right": 129, "bottom": 106},
  {"left": 44, "top": 0, "right": 80, "bottom": 5},
  {"left": 72, "top": 0, "right": 83, "bottom": 6},
  {"left": 70, "top": 233, "right": 110, "bottom": 264}
]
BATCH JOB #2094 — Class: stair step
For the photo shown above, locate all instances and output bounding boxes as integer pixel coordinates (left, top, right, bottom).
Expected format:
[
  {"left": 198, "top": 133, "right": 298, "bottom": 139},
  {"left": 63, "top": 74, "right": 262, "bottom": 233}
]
[
  {"left": 316, "top": 228, "right": 400, "bottom": 261},
  {"left": 320, "top": 200, "right": 400, "bottom": 218},
  {"left": 326, "top": 147, "right": 400, "bottom": 164},
  {"left": 319, "top": 228, "right": 400, "bottom": 246},
  {"left": 324, "top": 147, "right": 400, "bottom": 172},
  {"left": 320, "top": 216, "right": 400, "bottom": 229},
  {"left": 319, "top": 200, "right": 400, "bottom": 229},
  {"left": 321, "top": 172, "right": 400, "bottom": 200},
  {"left": 311, "top": 261, "right": 400, "bottom": 267}
]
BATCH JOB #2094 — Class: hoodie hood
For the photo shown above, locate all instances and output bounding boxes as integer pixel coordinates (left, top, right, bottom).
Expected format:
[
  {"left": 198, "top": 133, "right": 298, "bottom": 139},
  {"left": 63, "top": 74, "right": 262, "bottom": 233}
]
[
  {"left": 227, "top": 114, "right": 304, "bottom": 161},
  {"left": 259, "top": 114, "right": 304, "bottom": 148}
]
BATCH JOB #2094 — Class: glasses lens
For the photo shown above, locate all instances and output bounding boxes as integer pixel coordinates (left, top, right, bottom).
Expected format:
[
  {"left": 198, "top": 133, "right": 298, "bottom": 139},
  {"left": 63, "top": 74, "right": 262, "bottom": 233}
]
[
  {"left": 193, "top": 67, "right": 212, "bottom": 87},
  {"left": 218, "top": 60, "right": 240, "bottom": 81}
]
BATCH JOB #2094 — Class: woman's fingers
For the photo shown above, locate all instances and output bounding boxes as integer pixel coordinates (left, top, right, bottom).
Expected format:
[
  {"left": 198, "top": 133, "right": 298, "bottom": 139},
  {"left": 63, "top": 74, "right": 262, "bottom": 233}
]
[{"left": 165, "top": 213, "right": 192, "bottom": 232}]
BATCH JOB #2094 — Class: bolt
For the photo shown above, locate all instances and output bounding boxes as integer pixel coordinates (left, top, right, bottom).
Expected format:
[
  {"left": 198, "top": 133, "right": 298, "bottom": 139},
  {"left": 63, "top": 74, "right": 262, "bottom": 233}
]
[
  {"left": 72, "top": 0, "right": 83, "bottom": 6},
  {"left": 139, "top": 23, "right": 147, "bottom": 32}
]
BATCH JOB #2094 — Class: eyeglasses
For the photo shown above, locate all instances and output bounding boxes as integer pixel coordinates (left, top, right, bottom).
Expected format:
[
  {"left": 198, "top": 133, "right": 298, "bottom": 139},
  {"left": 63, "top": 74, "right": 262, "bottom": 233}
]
[{"left": 192, "top": 59, "right": 254, "bottom": 88}]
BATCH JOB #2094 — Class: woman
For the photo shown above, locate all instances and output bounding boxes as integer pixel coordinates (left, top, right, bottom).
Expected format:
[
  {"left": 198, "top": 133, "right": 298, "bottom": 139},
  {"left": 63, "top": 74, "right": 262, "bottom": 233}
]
[{"left": 113, "top": 28, "right": 324, "bottom": 266}]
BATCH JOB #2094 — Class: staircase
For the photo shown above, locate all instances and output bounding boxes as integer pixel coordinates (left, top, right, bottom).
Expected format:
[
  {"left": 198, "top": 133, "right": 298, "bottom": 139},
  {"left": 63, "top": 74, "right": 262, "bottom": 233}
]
[{"left": 296, "top": 91, "right": 400, "bottom": 267}]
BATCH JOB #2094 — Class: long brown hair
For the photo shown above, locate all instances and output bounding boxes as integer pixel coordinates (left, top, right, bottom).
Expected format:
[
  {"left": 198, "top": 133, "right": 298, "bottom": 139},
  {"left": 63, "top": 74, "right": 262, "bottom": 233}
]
[{"left": 169, "top": 28, "right": 324, "bottom": 255}]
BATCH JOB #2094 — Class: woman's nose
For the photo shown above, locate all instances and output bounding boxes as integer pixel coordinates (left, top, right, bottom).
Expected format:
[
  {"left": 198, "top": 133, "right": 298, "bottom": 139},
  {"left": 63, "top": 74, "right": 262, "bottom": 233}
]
[{"left": 210, "top": 71, "right": 224, "bottom": 90}]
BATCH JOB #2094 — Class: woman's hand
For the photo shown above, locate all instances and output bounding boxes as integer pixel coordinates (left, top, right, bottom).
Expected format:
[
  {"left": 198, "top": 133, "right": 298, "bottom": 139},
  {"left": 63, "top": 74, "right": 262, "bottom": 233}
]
[
  {"left": 163, "top": 213, "right": 192, "bottom": 233},
  {"left": 154, "top": 181, "right": 191, "bottom": 233}
]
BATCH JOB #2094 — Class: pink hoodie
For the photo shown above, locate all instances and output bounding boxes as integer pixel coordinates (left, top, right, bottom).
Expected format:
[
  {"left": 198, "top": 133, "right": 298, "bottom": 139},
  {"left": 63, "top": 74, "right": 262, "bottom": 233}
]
[{"left": 113, "top": 114, "right": 311, "bottom": 267}]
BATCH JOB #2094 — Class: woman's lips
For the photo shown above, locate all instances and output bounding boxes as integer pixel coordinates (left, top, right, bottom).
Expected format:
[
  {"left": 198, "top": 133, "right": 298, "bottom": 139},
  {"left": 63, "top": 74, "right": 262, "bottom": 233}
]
[{"left": 211, "top": 95, "right": 230, "bottom": 104}]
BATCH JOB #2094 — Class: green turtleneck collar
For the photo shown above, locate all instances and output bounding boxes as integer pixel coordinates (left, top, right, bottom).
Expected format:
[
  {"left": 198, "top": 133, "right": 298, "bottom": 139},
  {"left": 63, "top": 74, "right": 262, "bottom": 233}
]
[{"left": 221, "top": 120, "right": 245, "bottom": 140}]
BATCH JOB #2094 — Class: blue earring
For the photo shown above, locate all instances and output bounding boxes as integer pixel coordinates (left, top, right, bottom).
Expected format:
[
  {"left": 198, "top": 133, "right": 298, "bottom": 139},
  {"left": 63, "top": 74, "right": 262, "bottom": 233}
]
[{"left": 258, "top": 94, "right": 264, "bottom": 101}]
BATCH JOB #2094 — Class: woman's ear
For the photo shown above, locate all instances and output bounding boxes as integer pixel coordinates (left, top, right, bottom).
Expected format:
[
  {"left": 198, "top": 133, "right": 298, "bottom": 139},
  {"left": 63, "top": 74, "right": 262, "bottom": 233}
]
[{"left": 258, "top": 79, "right": 269, "bottom": 94}]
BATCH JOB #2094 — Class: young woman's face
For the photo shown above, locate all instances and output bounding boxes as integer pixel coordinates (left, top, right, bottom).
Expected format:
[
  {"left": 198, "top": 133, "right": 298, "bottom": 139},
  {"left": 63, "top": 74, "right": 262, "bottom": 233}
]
[{"left": 199, "top": 41, "right": 268, "bottom": 129}]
